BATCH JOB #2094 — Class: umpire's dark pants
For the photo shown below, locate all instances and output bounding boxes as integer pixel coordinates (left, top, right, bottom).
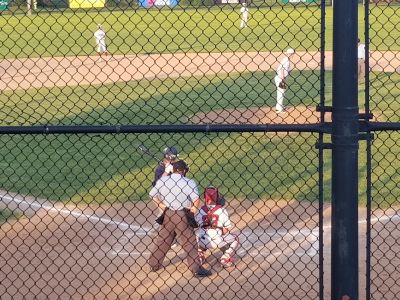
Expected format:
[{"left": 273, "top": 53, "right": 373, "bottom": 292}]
[{"left": 148, "top": 209, "right": 200, "bottom": 273}]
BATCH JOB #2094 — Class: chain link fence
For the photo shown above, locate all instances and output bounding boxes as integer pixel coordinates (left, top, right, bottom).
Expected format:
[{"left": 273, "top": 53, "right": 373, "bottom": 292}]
[
  {"left": 367, "top": 2, "right": 400, "bottom": 300},
  {"left": 0, "top": 132, "right": 322, "bottom": 299},
  {"left": 0, "top": 0, "right": 399, "bottom": 299}
]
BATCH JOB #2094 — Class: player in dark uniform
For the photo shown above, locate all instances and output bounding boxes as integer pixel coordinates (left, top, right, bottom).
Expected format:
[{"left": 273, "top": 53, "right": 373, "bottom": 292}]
[{"left": 152, "top": 147, "right": 179, "bottom": 187}]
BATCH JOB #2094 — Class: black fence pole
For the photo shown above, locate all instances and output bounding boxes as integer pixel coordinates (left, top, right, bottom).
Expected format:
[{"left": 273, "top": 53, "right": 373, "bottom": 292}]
[{"left": 331, "top": 0, "right": 359, "bottom": 299}]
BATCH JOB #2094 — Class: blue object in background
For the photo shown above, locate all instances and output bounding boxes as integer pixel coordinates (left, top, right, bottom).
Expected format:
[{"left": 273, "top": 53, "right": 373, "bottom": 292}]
[{"left": 138, "top": 0, "right": 178, "bottom": 7}]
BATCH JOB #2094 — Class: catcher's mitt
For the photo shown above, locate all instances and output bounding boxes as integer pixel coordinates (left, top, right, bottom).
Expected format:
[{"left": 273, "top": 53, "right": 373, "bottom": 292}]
[{"left": 278, "top": 81, "right": 287, "bottom": 89}]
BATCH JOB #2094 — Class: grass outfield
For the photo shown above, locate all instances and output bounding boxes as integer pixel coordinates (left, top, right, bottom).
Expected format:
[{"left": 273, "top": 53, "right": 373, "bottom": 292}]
[
  {"left": 0, "top": 5, "right": 399, "bottom": 59},
  {"left": 0, "top": 69, "right": 321, "bottom": 203},
  {"left": 0, "top": 209, "right": 18, "bottom": 224},
  {"left": 0, "top": 69, "right": 399, "bottom": 207}
]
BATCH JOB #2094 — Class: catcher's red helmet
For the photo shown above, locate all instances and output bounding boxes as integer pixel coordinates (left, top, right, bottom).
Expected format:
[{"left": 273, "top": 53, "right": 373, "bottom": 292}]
[{"left": 204, "top": 186, "right": 220, "bottom": 206}]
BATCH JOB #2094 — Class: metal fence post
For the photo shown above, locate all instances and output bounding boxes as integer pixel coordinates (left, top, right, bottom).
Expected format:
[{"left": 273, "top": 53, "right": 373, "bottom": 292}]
[{"left": 331, "top": 0, "right": 359, "bottom": 299}]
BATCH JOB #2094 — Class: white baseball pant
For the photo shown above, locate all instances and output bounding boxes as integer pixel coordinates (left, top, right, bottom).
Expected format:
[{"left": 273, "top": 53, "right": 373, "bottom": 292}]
[
  {"left": 274, "top": 75, "right": 286, "bottom": 111},
  {"left": 97, "top": 40, "right": 107, "bottom": 53},
  {"left": 197, "top": 228, "right": 239, "bottom": 255},
  {"left": 240, "top": 14, "right": 248, "bottom": 28}
]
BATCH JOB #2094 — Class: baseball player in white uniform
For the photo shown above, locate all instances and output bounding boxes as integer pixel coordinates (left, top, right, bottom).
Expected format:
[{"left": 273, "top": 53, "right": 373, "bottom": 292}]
[
  {"left": 240, "top": 3, "right": 249, "bottom": 29},
  {"left": 357, "top": 38, "right": 366, "bottom": 83},
  {"left": 274, "top": 48, "right": 295, "bottom": 113},
  {"left": 195, "top": 186, "right": 240, "bottom": 268},
  {"left": 94, "top": 24, "right": 109, "bottom": 57}
]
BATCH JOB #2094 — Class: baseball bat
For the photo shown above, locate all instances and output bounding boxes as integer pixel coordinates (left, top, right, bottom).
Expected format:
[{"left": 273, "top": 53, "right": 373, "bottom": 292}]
[{"left": 137, "top": 145, "right": 161, "bottom": 163}]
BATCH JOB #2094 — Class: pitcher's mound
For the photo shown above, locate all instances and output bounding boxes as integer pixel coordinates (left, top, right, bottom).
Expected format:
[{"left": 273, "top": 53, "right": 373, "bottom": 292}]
[
  {"left": 192, "top": 106, "right": 379, "bottom": 125},
  {"left": 192, "top": 106, "right": 324, "bottom": 125}
]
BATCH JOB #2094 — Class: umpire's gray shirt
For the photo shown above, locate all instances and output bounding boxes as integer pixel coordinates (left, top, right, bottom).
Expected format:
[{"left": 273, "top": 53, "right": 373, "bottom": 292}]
[{"left": 149, "top": 173, "right": 199, "bottom": 211}]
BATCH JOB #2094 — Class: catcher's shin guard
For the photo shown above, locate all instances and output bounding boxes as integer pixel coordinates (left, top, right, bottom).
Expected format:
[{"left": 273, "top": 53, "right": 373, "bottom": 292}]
[
  {"left": 220, "top": 253, "right": 234, "bottom": 267},
  {"left": 198, "top": 249, "right": 206, "bottom": 265},
  {"left": 220, "top": 235, "right": 240, "bottom": 267}
]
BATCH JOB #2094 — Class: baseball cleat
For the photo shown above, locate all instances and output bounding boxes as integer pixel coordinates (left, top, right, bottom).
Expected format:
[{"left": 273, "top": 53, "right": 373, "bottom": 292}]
[
  {"left": 220, "top": 254, "right": 234, "bottom": 268},
  {"left": 150, "top": 264, "right": 162, "bottom": 272},
  {"left": 221, "top": 261, "right": 233, "bottom": 268},
  {"left": 276, "top": 107, "right": 287, "bottom": 114},
  {"left": 275, "top": 106, "right": 287, "bottom": 113},
  {"left": 194, "top": 266, "right": 212, "bottom": 277}
]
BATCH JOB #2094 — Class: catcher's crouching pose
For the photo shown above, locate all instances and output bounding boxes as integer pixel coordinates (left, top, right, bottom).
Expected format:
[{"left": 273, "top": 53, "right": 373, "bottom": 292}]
[{"left": 195, "top": 186, "right": 240, "bottom": 267}]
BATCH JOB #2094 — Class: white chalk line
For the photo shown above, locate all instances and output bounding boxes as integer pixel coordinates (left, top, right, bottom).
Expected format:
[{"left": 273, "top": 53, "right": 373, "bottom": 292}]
[
  {"left": 111, "top": 227, "right": 321, "bottom": 259},
  {"left": 0, "top": 193, "right": 154, "bottom": 235},
  {"left": 111, "top": 243, "right": 315, "bottom": 261},
  {"left": 110, "top": 214, "right": 400, "bottom": 259},
  {"left": 2, "top": 192, "right": 400, "bottom": 260}
]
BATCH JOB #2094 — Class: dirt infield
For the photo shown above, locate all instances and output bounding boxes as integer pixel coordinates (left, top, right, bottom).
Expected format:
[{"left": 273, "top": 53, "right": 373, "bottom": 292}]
[
  {"left": 192, "top": 105, "right": 324, "bottom": 125},
  {"left": 0, "top": 191, "right": 324, "bottom": 299},
  {"left": 191, "top": 105, "right": 383, "bottom": 127},
  {"left": 1, "top": 50, "right": 399, "bottom": 91},
  {"left": 1, "top": 191, "right": 399, "bottom": 299}
]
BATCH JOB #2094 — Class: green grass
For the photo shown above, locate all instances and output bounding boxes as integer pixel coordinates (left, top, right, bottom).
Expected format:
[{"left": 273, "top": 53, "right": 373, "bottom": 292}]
[
  {"left": 0, "top": 69, "right": 322, "bottom": 203},
  {"left": 0, "top": 131, "right": 322, "bottom": 204},
  {"left": 0, "top": 209, "right": 19, "bottom": 223},
  {"left": 0, "top": 5, "right": 399, "bottom": 59},
  {"left": 0, "top": 69, "right": 319, "bottom": 125},
  {"left": 0, "top": 4, "right": 399, "bottom": 209},
  {"left": 0, "top": 69, "right": 399, "bottom": 207}
]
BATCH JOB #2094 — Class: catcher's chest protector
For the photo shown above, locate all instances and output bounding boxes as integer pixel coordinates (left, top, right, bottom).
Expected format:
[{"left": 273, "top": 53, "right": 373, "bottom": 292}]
[{"left": 201, "top": 205, "right": 222, "bottom": 228}]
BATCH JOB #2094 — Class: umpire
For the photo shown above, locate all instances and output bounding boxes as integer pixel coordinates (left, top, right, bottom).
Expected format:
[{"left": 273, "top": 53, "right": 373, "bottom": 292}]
[{"left": 148, "top": 160, "right": 212, "bottom": 277}]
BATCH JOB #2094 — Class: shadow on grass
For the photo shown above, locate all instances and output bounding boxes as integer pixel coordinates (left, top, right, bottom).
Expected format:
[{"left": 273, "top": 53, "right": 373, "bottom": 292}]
[
  {"left": 0, "top": 69, "right": 368, "bottom": 205},
  {"left": 0, "top": 209, "right": 20, "bottom": 224}
]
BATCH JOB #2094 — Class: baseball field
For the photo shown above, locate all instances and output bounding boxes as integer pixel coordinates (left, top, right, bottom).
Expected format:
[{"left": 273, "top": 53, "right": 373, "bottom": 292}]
[{"left": 0, "top": 3, "right": 400, "bottom": 299}]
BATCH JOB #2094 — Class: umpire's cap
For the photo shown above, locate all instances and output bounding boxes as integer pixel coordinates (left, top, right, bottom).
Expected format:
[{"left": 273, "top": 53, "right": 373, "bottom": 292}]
[
  {"left": 173, "top": 160, "right": 189, "bottom": 173},
  {"left": 163, "top": 147, "right": 178, "bottom": 160}
]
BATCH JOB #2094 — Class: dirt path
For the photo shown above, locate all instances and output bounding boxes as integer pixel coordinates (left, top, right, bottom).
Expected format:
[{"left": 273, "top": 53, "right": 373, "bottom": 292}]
[{"left": 0, "top": 51, "right": 399, "bottom": 91}]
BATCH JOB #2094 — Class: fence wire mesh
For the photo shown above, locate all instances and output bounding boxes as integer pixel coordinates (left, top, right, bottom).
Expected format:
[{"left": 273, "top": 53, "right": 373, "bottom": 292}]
[
  {"left": 0, "top": 133, "right": 321, "bottom": 299},
  {"left": 366, "top": 2, "right": 400, "bottom": 300},
  {"left": 0, "top": 1, "right": 328, "bottom": 298},
  {"left": 0, "top": 0, "right": 399, "bottom": 299},
  {"left": 0, "top": 5, "right": 323, "bottom": 127}
]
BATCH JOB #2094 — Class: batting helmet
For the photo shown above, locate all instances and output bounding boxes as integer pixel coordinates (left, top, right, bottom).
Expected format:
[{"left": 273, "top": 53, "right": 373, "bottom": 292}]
[
  {"left": 204, "top": 186, "right": 225, "bottom": 206},
  {"left": 163, "top": 147, "right": 178, "bottom": 160}
]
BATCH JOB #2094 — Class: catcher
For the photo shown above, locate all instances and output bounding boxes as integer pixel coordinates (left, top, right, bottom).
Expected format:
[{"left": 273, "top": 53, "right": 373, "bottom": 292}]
[{"left": 195, "top": 186, "right": 240, "bottom": 268}]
